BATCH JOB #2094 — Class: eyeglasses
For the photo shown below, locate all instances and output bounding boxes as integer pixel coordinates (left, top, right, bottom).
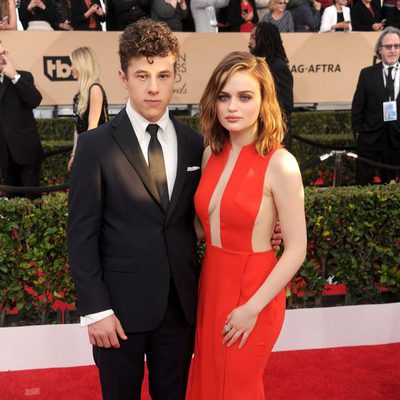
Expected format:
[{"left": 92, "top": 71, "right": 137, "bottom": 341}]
[{"left": 381, "top": 44, "right": 400, "bottom": 50}]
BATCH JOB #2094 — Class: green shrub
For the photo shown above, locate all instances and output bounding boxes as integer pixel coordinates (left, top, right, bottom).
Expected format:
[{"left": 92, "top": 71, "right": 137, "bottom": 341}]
[
  {"left": 1, "top": 185, "right": 399, "bottom": 325},
  {"left": 38, "top": 114, "right": 357, "bottom": 186}
]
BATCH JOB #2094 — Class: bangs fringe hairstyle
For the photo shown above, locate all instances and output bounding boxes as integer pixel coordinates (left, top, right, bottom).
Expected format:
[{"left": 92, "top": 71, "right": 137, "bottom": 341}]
[
  {"left": 200, "top": 51, "right": 285, "bottom": 156},
  {"left": 70, "top": 47, "right": 102, "bottom": 117}
]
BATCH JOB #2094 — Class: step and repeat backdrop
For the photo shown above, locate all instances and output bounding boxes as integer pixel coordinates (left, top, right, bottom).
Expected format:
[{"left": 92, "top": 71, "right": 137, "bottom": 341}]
[{"left": 1, "top": 31, "right": 380, "bottom": 106}]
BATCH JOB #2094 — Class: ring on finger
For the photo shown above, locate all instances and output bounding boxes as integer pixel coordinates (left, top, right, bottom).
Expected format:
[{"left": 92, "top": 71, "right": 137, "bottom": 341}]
[{"left": 224, "top": 324, "right": 232, "bottom": 334}]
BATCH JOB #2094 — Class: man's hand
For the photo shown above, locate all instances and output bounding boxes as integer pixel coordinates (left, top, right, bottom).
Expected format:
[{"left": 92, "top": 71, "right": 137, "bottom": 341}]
[
  {"left": 88, "top": 314, "right": 128, "bottom": 348},
  {"left": 1, "top": 52, "right": 17, "bottom": 79},
  {"left": 372, "top": 22, "right": 384, "bottom": 31},
  {"left": 271, "top": 221, "right": 283, "bottom": 252}
]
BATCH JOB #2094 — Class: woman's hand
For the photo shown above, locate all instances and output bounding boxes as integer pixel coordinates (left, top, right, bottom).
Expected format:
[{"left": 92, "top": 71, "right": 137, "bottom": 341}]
[
  {"left": 0, "top": 16, "right": 9, "bottom": 30},
  {"left": 221, "top": 303, "right": 259, "bottom": 349},
  {"left": 95, "top": 4, "right": 104, "bottom": 16}
]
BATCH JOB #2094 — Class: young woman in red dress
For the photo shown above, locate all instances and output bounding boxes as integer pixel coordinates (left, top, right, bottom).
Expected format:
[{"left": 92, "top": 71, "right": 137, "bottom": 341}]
[{"left": 191, "top": 51, "right": 307, "bottom": 400}]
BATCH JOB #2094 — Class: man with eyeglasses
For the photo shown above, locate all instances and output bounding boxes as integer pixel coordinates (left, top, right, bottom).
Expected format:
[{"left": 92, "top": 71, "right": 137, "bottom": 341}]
[
  {"left": 0, "top": 40, "right": 44, "bottom": 198},
  {"left": 351, "top": 27, "right": 400, "bottom": 184}
]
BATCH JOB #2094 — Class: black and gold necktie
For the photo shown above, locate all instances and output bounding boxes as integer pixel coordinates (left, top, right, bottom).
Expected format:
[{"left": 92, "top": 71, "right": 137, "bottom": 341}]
[{"left": 147, "top": 123, "right": 169, "bottom": 211}]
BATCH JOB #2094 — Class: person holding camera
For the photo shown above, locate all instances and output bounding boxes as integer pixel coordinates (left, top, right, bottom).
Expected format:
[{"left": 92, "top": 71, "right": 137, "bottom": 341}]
[{"left": 71, "top": 0, "right": 106, "bottom": 30}]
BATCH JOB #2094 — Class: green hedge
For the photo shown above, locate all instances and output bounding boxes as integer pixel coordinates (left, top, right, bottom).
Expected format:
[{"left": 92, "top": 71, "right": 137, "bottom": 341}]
[
  {"left": 37, "top": 111, "right": 353, "bottom": 142},
  {"left": 38, "top": 112, "right": 356, "bottom": 186},
  {"left": 1, "top": 185, "right": 399, "bottom": 325}
]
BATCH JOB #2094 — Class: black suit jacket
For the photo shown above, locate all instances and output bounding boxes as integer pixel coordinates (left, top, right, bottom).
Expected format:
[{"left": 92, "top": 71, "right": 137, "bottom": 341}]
[
  {"left": 68, "top": 109, "right": 204, "bottom": 333},
  {"left": 268, "top": 57, "right": 294, "bottom": 120},
  {"left": 351, "top": 62, "right": 400, "bottom": 148},
  {"left": 351, "top": 0, "right": 381, "bottom": 32},
  {"left": 71, "top": 0, "right": 105, "bottom": 30},
  {"left": 0, "top": 71, "right": 44, "bottom": 169}
]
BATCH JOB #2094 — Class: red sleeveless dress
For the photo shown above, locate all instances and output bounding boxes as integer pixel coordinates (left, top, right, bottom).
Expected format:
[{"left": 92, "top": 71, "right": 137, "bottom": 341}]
[{"left": 190, "top": 142, "right": 286, "bottom": 400}]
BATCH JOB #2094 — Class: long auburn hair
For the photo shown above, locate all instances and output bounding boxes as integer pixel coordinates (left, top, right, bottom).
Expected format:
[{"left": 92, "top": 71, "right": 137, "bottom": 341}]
[
  {"left": 200, "top": 51, "right": 285, "bottom": 156},
  {"left": 70, "top": 47, "right": 102, "bottom": 117}
]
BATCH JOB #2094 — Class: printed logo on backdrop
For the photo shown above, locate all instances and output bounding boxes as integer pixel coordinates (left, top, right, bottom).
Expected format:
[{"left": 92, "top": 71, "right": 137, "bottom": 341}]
[
  {"left": 290, "top": 64, "right": 341, "bottom": 73},
  {"left": 173, "top": 53, "right": 187, "bottom": 95},
  {"left": 43, "top": 56, "right": 76, "bottom": 81}
]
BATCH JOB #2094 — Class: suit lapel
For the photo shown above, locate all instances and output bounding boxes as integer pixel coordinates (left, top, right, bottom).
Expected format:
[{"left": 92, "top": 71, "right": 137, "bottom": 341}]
[
  {"left": 0, "top": 78, "right": 10, "bottom": 101},
  {"left": 374, "top": 63, "right": 387, "bottom": 102},
  {"left": 111, "top": 109, "right": 163, "bottom": 209},
  {"left": 167, "top": 114, "right": 191, "bottom": 219}
]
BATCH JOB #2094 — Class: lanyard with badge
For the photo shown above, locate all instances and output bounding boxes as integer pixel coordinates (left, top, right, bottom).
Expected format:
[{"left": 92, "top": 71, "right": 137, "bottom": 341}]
[{"left": 383, "top": 64, "right": 398, "bottom": 122}]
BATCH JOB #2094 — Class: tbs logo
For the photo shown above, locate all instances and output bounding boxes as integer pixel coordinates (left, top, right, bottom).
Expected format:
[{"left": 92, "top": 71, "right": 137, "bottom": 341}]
[{"left": 43, "top": 56, "right": 76, "bottom": 81}]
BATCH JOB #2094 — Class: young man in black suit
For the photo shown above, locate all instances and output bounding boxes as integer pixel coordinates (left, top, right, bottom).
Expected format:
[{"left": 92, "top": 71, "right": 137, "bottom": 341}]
[
  {"left": 67, "top": 19, "right": 204, "bottom": 400},
  {"left": 352, "top": 26, "right": 400, "bottom": 184},
  {"left": 0, "top": 40, "right": 43, "bottom": 199}
]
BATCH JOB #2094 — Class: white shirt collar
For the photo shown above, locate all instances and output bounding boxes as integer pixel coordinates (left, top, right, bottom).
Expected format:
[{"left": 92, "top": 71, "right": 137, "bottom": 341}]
[
  {"left": 382, "top": 61, "right": 399, "bottom": 71},
  {"left": 125, "top": 100, "right": 170, "bottom": 142},
  {"left": 0, "top": 73, "right": 4, "bottom": 83}
]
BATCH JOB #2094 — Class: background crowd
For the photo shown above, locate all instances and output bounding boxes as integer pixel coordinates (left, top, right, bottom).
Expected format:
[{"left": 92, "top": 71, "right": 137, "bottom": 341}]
[{"left": 1, "top": 0, "right": 400, "bottom": 33}]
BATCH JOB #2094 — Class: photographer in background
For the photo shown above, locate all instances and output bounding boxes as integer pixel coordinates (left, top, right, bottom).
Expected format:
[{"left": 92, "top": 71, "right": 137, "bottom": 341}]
[
  {"left": 71, "top": 0, "right": 106, "bottom": 30},
  {"left": 0, "top": 40, "right": 44, "bottom": 198}
]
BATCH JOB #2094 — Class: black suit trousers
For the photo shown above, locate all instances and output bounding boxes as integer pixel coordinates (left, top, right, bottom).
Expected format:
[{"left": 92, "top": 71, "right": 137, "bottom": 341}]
[
  {"left": 93, "top": 280, "right": 194, "bottom": 400},
  {"left": 1, "top": 147, "right": 41, "bottom": 199},
  {"left": 356, "top": 128, "right": 399, "bottom": 185}
]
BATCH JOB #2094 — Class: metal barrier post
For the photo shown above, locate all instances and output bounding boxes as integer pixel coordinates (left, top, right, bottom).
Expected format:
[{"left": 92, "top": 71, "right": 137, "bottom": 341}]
[{"left": 333, "top": 151, "right": 344, "bottom": 187}]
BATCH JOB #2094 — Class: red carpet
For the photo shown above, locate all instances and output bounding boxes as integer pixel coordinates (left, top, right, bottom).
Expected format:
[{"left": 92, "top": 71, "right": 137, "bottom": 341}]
[{"left": 1, "top": 343, "right": 399, "bottom": 400}]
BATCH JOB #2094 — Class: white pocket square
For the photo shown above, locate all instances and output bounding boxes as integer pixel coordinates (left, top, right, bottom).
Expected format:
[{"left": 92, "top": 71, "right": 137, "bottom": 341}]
[{"left": 187, "top": 166, "right": 200, "bottom": 171}]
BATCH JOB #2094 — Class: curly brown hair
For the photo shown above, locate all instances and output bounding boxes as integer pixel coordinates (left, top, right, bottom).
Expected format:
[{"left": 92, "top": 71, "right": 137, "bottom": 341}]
[
  {"left": 119, "top": 18, "right": 180, "bottom": 73},
  {"left": 200, "top": 51, "right": 285, "bottom": 156}
]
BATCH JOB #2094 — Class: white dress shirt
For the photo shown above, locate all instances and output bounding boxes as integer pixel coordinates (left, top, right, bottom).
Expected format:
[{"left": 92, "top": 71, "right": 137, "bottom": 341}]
[
  {"left": 382, "top": 61, "right": 400, "bottom": 101},
  {"left": 80, "top": 102, "right": 178, "bottom": 327},
  {"left": 0, "top": 72, "right": 21, "bottom": 84}
]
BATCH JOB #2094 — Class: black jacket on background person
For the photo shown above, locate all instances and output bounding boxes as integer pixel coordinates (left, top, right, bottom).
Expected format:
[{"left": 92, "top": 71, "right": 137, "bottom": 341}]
[
  {"left": 351, "top": 62, "right": 400, "bottom": 184},
  {"left": 0, "top": 70, "right": 44, "bottom": 198},
  {"left": 71, "top": 0, "right": 106, "bottom": 30},
  {"left": 113, "top": 0, "right": 150, "bottom": 30},
  {"left": 19, "top": 0, "right": 58, "bottom": 30},
  {"left": 351, "top": 0, "right": 381, "bottom": 31}
]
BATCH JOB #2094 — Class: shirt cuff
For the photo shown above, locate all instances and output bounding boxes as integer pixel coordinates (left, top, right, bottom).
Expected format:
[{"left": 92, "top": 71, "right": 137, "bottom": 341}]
[
  {"left": 11, "top": 73, "right": 21, "bottom": 84},
  {"left": 80, "top": 309, "right": 114, "bottom": 326}
]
